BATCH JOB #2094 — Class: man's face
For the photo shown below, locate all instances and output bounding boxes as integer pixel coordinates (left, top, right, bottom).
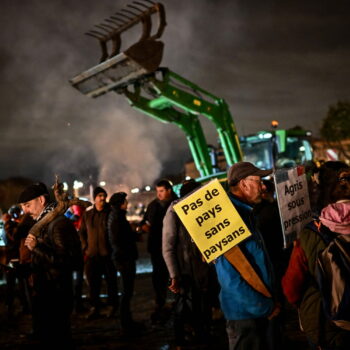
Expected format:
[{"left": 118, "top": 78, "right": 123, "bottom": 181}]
[
  {"left": 94, "top": 193, "right": 107, "bottom": 207},
  {"left": 120, "top": 199, "right": 128, "bottom": 210},
  {"left": 339, "top": 170, "right": 350, "bottom": 183},
  {"left": 156, "top": 186, "right": 171, "bottom": 201},
  {"left": 240, "top": 176, "right": 266, "bottom": 205},
  {"left": 21, "top": 196, "right": 46, "bottom": 220}
]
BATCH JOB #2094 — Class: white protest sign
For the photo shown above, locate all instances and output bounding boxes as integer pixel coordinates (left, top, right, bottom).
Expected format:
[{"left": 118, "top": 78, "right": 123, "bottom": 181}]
[{"left": 274, "top": 166, "right": 313, "bottom": 247}]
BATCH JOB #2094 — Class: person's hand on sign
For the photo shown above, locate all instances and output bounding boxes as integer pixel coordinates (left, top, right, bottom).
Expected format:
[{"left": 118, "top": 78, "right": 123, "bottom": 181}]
[{"left": 168, "top": 277, "right": 180, "bottom": 294}]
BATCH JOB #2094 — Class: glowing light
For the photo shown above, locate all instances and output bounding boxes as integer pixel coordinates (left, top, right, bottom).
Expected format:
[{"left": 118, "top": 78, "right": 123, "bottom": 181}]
[
  {"left": 145, "top": 186, "right": 151, "bottom": 191},
  {"left": 73, "top": 180, "right": 84, "bottom": 189},
  {"left": 63, "top": 182, "right": 69, "bottom": 191},
  {"left": 131, "top": 187, "right": 140, "bottom": 194},
  {"left": 185, "top": 176, "right": 191, "bottom": 180},
  {"left": 271, "top": 120, "right": 279, "bottom": 128},
  {"left": 99, "top": 181, "right": 106, "bottom": 186},
  {"left": 299, "top": 146, "right": 305, "bottom": 151}
]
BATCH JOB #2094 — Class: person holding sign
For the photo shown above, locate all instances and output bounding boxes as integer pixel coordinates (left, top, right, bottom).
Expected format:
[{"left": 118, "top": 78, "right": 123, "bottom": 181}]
[
  {"left": 214, "top": 162, "right": 280, "bottom": 350},
  {"left": 163, "top": 179, "right": 212, "bottom": 348}
]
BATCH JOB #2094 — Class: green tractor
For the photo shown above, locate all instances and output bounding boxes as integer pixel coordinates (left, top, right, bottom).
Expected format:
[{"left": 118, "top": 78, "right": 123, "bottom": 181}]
[
  {"left": 70, "top": 1, "right": 313, "bottom": 185},
  {"left": 240, "top": 127, "right": 313, "bottom": 171}
]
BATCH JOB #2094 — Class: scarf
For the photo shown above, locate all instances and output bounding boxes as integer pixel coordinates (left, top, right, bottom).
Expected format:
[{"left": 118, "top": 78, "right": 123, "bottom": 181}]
[
  {"left": 319, "top": 201, "right": 350, "bottom": 235},
  {"left": 35, "top": 202, "right": 56, "bottom": 222}
]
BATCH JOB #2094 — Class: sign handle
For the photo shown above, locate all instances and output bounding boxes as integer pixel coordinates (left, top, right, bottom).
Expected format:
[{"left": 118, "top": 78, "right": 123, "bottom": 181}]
[{"left": 224, "top": 246, "right": 272, "bottom": 298}]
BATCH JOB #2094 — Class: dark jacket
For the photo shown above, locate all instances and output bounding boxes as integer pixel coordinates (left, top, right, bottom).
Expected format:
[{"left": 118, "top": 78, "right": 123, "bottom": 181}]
[
  {"left": 30, "top": 212, "right": 79, "bottom": 344},
  {"left": 32, "top": 214, "right": 78, "bottom": 292},
  {"left": 107, "top": 207, "right": 138, "bottom": 267},
  {"left": 144, "top": 194, "right": 177, "bottom": 255},
  {"left": 79, "top": 204, "right": 111, "bottom": 257},
  {"left": 254, "top": 199, "right": 291, "bottom": 300}
]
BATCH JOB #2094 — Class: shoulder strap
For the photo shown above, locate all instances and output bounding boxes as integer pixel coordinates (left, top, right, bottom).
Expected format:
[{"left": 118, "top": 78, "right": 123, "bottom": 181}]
[
  {"left": 306, "top": 219, "right": 334, "bottom": 245},
  {"left": 305, "top": 219, "right": 320, "bottom": 233},
  {"left": 224, "top": 246, "right": 272, "bottom": 298}
]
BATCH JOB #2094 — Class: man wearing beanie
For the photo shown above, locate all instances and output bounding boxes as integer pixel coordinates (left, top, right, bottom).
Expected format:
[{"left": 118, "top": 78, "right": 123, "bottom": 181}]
[
  {"left": 19, "top": 182, "right": 79, "bottom": 348},
  {"left": 79, "top": 186, "right": 118, "bottom": 319}
]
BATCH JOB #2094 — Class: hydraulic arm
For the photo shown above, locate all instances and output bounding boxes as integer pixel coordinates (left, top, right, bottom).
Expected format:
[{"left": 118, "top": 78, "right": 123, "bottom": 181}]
[
  {"left": 123, "top": 83, "right": 213, "bottom": 176},
  {"left": 127, "top": 68, "right": 243, "bottom": 166},
  {"left": 70, "top": 0, "right": 243, "bottom": 178}
]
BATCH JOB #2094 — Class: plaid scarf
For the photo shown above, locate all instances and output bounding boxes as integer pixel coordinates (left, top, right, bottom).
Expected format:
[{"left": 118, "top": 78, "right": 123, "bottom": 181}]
[{"left": 35, "top": 202, "right": 56, "bottom": 222}]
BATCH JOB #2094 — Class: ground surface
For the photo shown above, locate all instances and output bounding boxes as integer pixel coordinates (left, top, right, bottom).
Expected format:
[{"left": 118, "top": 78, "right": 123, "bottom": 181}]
[{"left": 0, "top": 241, "right": 310, "bottom": 350}]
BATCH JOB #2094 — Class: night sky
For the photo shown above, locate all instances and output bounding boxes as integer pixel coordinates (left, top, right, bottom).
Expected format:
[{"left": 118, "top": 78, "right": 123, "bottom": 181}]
[{"left": 1, "top": 0, "right": 349, "bottom": 189}]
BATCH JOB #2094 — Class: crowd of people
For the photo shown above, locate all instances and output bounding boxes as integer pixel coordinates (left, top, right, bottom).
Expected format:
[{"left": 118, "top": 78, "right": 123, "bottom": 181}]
[{"left": 1, "top": 160, "right": 350, "bottom": 350}]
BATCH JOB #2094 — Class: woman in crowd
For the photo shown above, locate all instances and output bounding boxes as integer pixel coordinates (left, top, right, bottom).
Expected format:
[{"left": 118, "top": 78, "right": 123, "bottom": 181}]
[{"left": 282, "top": 169, "right": 350, "bottom": 349}]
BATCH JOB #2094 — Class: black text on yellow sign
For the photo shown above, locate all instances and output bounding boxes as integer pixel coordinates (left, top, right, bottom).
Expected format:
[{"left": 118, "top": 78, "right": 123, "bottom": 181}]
[{"left": 174, "top": 179, "right": 252, "bottom": 263}]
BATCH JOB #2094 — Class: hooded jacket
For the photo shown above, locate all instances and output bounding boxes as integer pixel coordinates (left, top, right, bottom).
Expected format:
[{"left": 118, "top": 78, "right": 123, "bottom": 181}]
[{"left": 107, "top": 206, "right": 138, "bottom": 266}]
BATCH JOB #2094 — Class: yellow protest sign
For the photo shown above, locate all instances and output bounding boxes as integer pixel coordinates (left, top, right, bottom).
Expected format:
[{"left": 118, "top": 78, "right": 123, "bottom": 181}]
[{"left": 174, "top": 179, "right": 251, "bottom": 262}]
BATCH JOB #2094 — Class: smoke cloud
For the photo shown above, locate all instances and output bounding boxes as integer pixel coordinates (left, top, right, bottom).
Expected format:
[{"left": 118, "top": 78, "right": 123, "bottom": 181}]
[{"left": 0, "top": 0, "right": 349, "bottom": 188}]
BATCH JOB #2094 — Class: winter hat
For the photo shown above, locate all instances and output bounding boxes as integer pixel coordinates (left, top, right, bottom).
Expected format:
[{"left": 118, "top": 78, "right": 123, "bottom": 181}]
[
  {"left": 18, "top": 182, "right": 49, "bottom": 203},
  {"left": 319, "top": 202, "right": 350, "bottom": 234},
  {"left": 227, "top": 162, "right": 272, "bottom": 186},
  {"left": 109, "top": 192, "right": 127, "bottom": 207},
  {"left": 180, "top": 179, "right": 201, "bottom": 198},
  {"left": 93, "top": 186, "right": 107, "bottom": 199}
]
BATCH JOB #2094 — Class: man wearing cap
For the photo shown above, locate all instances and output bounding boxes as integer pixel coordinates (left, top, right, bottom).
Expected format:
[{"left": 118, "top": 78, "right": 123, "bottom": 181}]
[
  {"left": 79, "top": 186, "right": 118, "bottom": 319},
  {"left": 214, "top": 162, "right": 280, "bottom": 350},
  {"left": 19, "top": 182, "right": 78, "bottom": 347}
]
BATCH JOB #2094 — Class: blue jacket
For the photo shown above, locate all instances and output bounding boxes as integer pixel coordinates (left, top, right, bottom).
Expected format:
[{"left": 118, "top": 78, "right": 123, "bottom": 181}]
[{"left": 214, "top": 193, "right": 275, "bottom": 320}]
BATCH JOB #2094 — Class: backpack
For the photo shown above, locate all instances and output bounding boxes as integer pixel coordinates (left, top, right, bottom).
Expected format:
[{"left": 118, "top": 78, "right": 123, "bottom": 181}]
[{"left": 308, "top": 220, "right": 350, "bottom": 330}]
